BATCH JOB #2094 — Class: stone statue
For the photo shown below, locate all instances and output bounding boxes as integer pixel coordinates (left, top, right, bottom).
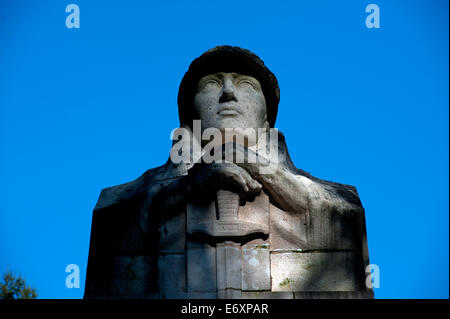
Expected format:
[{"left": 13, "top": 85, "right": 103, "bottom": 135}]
[{"left": 84, "top": 46, "right": 374, "bottom": 299}]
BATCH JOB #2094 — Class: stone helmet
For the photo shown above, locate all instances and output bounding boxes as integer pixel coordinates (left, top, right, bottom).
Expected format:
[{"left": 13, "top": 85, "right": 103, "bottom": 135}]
[{"left": 177, "top": 45, "right": 280, "bottom": 129}]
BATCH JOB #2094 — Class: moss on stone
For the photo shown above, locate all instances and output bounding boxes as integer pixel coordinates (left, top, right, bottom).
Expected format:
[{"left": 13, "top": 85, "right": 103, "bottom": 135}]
[{"left": 279, "top": 277, "right": 293, "bottom": 287}]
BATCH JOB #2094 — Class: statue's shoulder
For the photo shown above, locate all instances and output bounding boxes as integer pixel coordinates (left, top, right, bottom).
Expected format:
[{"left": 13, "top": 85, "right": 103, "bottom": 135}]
[
  {"left": 312, "top": 176, "right": 362, "bottom": 207},
  {"left": 297, "top": 169, "right": 362, "bottom": 207},
  {"left": 292, "top": 166, "right": 362, "bottom": 208},
  {"left": 94, "top": 160, "right": 187, "bottom": 212},
  {"left": 277, "top": 132, "right": 363, "bottom": 208}
]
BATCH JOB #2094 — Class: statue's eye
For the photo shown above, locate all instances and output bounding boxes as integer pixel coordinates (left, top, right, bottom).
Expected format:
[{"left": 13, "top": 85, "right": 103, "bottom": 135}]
[
  {"left": 238, "top": 79, "right": 256, "bottom": 90},
  {"left": 203, "top": 79, "right": 221, "bottom": 89}
]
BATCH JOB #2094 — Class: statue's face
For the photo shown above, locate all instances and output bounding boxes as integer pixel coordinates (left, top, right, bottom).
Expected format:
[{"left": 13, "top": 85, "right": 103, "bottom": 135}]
[{"left": 193, "top": 72, "right": 267, "bottom": 133}]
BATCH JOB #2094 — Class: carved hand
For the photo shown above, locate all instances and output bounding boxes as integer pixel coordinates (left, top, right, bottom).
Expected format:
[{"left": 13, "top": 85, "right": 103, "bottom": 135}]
[
  {"left": 221, "top": 142, "right": 310, "bottom": 213},
  {"left": 187, "top": 162, "right": 262, "bottom": 204},
  {"left": 220, "top": 141, "right": 272, "bottom": 181}
]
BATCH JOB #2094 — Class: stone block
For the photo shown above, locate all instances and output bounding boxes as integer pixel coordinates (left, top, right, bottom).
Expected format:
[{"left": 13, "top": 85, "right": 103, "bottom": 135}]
[
  {"left": 187, "top": 244, "right": 216, "bottom": 292},
  {"left": 271, "top": 251, "right": 364, "bottom": 292},
  {"left": 186, "top": 201, "right": 215, "bottom": 236},
  {"left": 269, "top": 203, "right": 307, "bottom": 250},
  {"left": 180, "top": 292, "right": 217, "bottom": 299},
  {"left": 294, "top": 291, "right": 374, "bottom": 299},
  {"left": 216, "top": 242, "right": 241, "bottom": 290},
  {"left": 217, "top": 289, "right": 242, "bottom": 299},
  {"left": 242, "top": 244, "right": 271, "bottom": 291},
  {"left": 306, "top": 199, "right": 365, "bottom": 250},
  {"left": 111, "top": 255, "right": 153, "bottom": 297},
  {"left": 239, "top": 191, "right": 270, "bottom": 228},
  {"left": 241, "top": 292, "right": 294, "bottom": 299},
  {"left": 158, "top": 254, "right": 186, "bottom": 298}
]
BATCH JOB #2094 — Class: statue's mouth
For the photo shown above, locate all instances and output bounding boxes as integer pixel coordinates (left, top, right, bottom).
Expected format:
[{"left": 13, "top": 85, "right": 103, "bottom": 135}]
[{"left": 217, "top": 104, "right": 240, "bottom": 116}]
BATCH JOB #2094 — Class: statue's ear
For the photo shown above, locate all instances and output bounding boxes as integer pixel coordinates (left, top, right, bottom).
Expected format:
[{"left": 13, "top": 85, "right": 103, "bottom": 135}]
[{"left": 264, "top": 120, "right": 270, "bottom": 130}]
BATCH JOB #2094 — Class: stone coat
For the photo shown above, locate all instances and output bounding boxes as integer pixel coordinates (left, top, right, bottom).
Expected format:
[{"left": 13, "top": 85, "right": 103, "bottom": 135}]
[{"left": 84, "top": 131, "right": 373, "bottom": 299}]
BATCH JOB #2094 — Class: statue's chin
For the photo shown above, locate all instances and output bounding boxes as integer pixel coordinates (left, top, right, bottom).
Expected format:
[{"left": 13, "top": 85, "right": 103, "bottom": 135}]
[
  {"left": 200, "top": 117, "right": 264, "bottom": 142},
  {"left": 215, "top": 117, "right": 241, "bottom": 129},
  {"left": 212, "top": 117, "right": 256, "bottom": 131}
]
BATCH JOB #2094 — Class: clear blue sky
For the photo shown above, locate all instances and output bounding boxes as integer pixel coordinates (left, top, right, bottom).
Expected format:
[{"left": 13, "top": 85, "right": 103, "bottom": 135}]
[{"left": 0, "top": 0, "right": 448, "bottom": 299}]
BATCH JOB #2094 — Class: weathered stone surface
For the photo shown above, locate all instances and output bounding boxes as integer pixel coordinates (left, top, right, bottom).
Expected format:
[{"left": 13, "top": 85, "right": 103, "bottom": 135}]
[
  {"left": 217, "top": 289, "right": 242, "bottom": 299},
  {"left": 157, "top": 254, "right": 186, "bottom": 298},
  {"left": 306, "top": 198, "right": 366, "bottom": 251},
  {"left": 179, "top": 292, "right": 218, "bottom": 299},
  {"left": 238, "top": 191, "right": 270, "bottom": 228},
  {"left": 216, "top": 242, "right": 241, "bottom": 290},
  {"left": 269, "top": 203, "right": 307, "bottom": 250},
  {"left": 187, "top": 242, "right": 216, "bottom": 293},
  {"left": 241, "top": 292, "right": 294, "bottom": 299},
  {"left": 158, "top": 292, "right": 217, "bottom": 299},
  {"left": 294, "top": 291, "right": 374, "bottom": 299},
  {"left": 186, "top": 201, "right": 215, "bottom": 237},
  {"left": 242, "top": 244, "right": 271, "bottom": 291},
  {"left": 271, "top": 251, "right": 365, "bottom": 292},
  {"left": 110, "top": 256, "right": 154, "bottom": 297},
  {"left": 158, "top": 208, "right": 186, "bottom": 252}
]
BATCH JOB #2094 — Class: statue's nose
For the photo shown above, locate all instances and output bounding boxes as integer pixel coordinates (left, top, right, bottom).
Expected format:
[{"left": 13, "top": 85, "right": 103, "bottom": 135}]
[{"left": 219, "top": 79, "right": 238, "bottom": 103}]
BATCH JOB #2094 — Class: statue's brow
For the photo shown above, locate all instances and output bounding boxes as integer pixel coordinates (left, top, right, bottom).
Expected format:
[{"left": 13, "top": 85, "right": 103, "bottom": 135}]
[
  {"left": 203, "top": 73, "right": 223, "bottom": 81},
  {"left": 210, "top": 72, "right": 241, "bottom": 79}
]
